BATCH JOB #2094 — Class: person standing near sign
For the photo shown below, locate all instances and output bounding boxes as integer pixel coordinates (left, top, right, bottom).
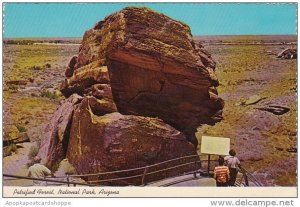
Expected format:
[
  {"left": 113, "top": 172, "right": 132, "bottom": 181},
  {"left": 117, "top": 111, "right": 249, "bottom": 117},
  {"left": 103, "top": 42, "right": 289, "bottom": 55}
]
[
  {"left": 225, "top": 149, "right": 241, "bottom": 186},
  {"left": 213, "top": 156, "right": 230, "bottom": 187}
]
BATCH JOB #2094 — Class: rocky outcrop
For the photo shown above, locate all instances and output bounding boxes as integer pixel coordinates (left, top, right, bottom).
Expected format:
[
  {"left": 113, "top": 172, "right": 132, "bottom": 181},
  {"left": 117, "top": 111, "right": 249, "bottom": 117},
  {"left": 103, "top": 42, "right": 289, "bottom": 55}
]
[
  {"left": 38, "top": 82, "right": 117, "bottom": 167},
  {"left": 277, "top": 48, "right": 297, "bottom": 59},
  {"left": 38, "top": 94, "right": 83, "bottom": 167},
  {"left": 3, "top": 125, "right": 30, "bottom": 146},
  {"left": 40, "top": 7, "right": 223, "bottom": 184},
  {"left": 66, "top": 98, "right": 199, "bottom": 185},
  {"left": 81, "top": 95, "right": 117, "bottom": 116},
  {"left": 256, "top": 105, "right": 290, "bottom": 115},
  {"left": 60, "top": 65, "right": 109, "bottom": 98},
  {"left": 60, "top": 7, "right": 224, "bottom": 145},
  {"left": 3, "top": 125, "right": 20, "bottom": 145},
  {"left": 65, "top": 55, "right": 78, "bottom": 77}
]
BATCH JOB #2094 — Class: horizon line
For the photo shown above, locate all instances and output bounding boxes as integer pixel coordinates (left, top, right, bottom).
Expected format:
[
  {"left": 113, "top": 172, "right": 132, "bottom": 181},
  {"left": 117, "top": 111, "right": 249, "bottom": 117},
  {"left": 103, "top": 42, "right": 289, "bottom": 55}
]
[{"left": 3, "top": 34, "right": 298, "bottom": 39}]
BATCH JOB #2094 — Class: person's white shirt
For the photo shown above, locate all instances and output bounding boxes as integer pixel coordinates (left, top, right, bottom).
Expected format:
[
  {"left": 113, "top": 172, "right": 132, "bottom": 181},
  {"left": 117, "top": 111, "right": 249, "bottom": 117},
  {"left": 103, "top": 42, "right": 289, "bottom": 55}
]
[
  {"left": 224, "top": 155, "right": 240, "bottom": 168},
  {"left": 27, "top": 163, "right": 52, "bottom": 185}
]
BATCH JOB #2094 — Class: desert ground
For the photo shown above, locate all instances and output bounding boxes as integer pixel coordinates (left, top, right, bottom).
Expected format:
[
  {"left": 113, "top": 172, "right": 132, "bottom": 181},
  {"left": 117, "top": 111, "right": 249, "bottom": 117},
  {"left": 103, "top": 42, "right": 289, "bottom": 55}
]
[
  {"left": 3, "top": 35, "right": 297, "bottom": 186},
  {"left": 196, "top": 35, "right": 297, "bottom": 186},
  {"left": 3, "top": 43, "right": 79, "bottom": 185}
]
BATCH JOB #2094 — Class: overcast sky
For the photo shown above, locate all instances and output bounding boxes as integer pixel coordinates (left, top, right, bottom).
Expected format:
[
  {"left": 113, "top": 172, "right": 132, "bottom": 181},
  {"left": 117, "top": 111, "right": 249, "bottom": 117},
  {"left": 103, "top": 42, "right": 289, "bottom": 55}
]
[{"left": 3, "top": 3, "right": 297, "bottom": 38}]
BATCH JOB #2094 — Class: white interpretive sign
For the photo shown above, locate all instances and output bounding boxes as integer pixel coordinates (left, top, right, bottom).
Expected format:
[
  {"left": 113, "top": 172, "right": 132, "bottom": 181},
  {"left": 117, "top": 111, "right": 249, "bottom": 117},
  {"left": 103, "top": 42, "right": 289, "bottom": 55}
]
[{"left": 200, "top": 136, "right": 230, "bottom": 156}]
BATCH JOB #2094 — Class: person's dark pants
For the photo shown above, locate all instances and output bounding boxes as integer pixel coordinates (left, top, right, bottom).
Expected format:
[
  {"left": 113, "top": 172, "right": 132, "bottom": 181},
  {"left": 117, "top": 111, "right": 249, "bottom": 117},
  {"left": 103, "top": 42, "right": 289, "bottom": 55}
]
[
  {"left": 216, "top": 182, "right": 228, "bottom": 187},
  {"left": 229, "top": 168, "right": 238, "bottom": 186}
]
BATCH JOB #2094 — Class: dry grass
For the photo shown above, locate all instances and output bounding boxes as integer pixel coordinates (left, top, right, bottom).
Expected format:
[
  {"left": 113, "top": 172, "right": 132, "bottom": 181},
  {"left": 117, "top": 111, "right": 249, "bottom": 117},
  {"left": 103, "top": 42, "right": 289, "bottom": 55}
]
[
  {"left": 196, "top": 43, "right": 296, "bottom": 186},
  {"left": 3, "top": 144, "right": 18, "bottom": 157},
  {"left": 26, "top": 141, "right": 41, "bottom": 167},
  {"left": 3, "top": 44, "right": 79, "bottom": 142}
]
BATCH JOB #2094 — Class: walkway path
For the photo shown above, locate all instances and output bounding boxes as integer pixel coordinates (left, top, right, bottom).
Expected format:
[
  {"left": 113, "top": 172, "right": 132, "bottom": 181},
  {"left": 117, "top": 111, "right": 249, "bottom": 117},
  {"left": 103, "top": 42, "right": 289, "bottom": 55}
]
[
  {"left": 147, "top": 174, "right": 216, "bottom": 187},
  {"left": 3, "top": 142, "right": 35, "bottom": 186}
]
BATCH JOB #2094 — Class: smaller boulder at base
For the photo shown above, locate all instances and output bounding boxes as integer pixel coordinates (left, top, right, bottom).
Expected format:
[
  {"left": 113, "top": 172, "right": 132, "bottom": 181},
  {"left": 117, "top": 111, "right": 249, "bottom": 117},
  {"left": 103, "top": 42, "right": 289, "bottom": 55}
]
[
  {"left": 66, "top": 98, "right": 200, "bottom": 185},
  {"left": 37, "top": 94, "right": 83, "bottom": 167}
]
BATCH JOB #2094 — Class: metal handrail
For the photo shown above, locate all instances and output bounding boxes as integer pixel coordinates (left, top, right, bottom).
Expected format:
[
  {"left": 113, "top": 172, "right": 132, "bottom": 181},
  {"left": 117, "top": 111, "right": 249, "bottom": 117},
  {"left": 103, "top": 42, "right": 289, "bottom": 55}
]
[
  {"left": 3, "top": 155, "right": 263, "bottom": 187},
  {"left": 3, "top": 154, "right": 200, "bottom": 186},
  {"left": 144, "top": 161, "right": 201, "bottom": 177},
  {"left": 238, "top": 167, "right": 263, "bottom": 187},
  {"left": 67, "top": 154, "right": 200, "bottom": 178},
  {"left": 87, "top": 160, "right": 202, "bottom": 184}
]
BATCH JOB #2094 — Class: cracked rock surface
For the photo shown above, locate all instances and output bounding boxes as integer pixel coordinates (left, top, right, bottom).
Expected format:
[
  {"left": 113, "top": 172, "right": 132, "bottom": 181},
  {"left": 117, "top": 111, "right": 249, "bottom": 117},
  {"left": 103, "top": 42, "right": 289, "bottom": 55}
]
[
  {"left": 66, "top": 97, "right": 199, "bottom": 185},
  {"left": 61, "top": 7, "right": 223, "bottom": 144}
]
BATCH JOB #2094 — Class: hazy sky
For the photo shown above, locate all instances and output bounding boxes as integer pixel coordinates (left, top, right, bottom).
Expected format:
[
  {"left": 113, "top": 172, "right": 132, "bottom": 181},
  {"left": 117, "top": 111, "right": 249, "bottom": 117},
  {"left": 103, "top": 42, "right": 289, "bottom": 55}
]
[{"left": 3, "top": 3, "right": 297, "bottom": 38}]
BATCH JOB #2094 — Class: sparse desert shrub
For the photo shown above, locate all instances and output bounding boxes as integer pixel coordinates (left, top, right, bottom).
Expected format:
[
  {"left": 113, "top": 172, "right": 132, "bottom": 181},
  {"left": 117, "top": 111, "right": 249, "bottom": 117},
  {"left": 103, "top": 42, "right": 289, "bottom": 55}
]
[
  {"left": 40, "top": 90, "right": 61, "bottom": 100},
  {"left": 11, "top": 143, "right": 18, "bottom": 152},
  {"left": 51, "top": 162, "right": 60, "bottom": 172},
  {"left": 3, "top": 144, "right": 18, "bottom": 157},
  {"left": 29, "top": 64, "right": 51, "bottom": 71},
  {"left": 30, "top": 65, "right": 42, "bottom": 71},
  {"left": 28, "top": 144, "right": 39, "bottom": 160},
  {"left": 3, "top": 148, "right": 12, "bottom": 157},
  {"left": 27, "top": 143, "right": 40, "bottom": 167},
  {"left": 30, "top": 92, "right": 38, "bottom": 97},
  {"left": 8, "top": 85, "right": 18, "bottom": 91},
  {"left": 16, "top": 124, "right": 27, "bottom": 132},
  {"left": 44, "top": 63, "right": 51, "bottom": 68}
]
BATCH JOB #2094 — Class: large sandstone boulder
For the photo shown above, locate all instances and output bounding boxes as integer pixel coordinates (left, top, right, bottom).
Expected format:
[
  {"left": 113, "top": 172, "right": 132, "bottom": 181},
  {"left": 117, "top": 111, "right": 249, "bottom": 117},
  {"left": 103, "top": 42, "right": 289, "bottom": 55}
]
[
  {"left": 107, "top": 7, "right": 223, "bottom": 144},
  {"left": 67, "top": 97, "right": 199, "bottom": 185},
  {"left": 60, "top": 7, "right": 224, "bottom": 145},
  {"left": 40, "top": 7, "right": 224, "bottom": 185}
]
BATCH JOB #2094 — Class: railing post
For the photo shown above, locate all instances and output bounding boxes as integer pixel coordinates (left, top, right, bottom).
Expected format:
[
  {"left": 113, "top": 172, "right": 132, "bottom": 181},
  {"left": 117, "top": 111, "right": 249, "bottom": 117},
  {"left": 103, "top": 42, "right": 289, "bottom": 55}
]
[
  {"left": 193, "top": 160, "right": 198, "bottom": 178},
  {"left": 44, "top": 176, "right": 47, "bottom": 186},
  {"left": 199, "top": 156, "right": 202, "bottom": 169},
  {"left": 141, "top": 166, "right": 149, "bottom": 186},
  {"left": 244, "top": 173, "right": 249, "bottom": 186},
  {"left": 207, "top": 154, "right": 211, "bottom": 176},
  {"left": 67, "top": 174, "right": 70, "bottom": 187}
]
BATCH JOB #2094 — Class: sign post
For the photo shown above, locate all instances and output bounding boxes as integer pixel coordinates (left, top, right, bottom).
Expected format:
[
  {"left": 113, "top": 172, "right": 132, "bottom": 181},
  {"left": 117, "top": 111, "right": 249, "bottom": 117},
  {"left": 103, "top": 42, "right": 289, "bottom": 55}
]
[
  {"left": 207, "top": 154, "right": 211, "bottom": 177},
  {"left": 200, "top": 136, "right": 230, "bottom": 176}
]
